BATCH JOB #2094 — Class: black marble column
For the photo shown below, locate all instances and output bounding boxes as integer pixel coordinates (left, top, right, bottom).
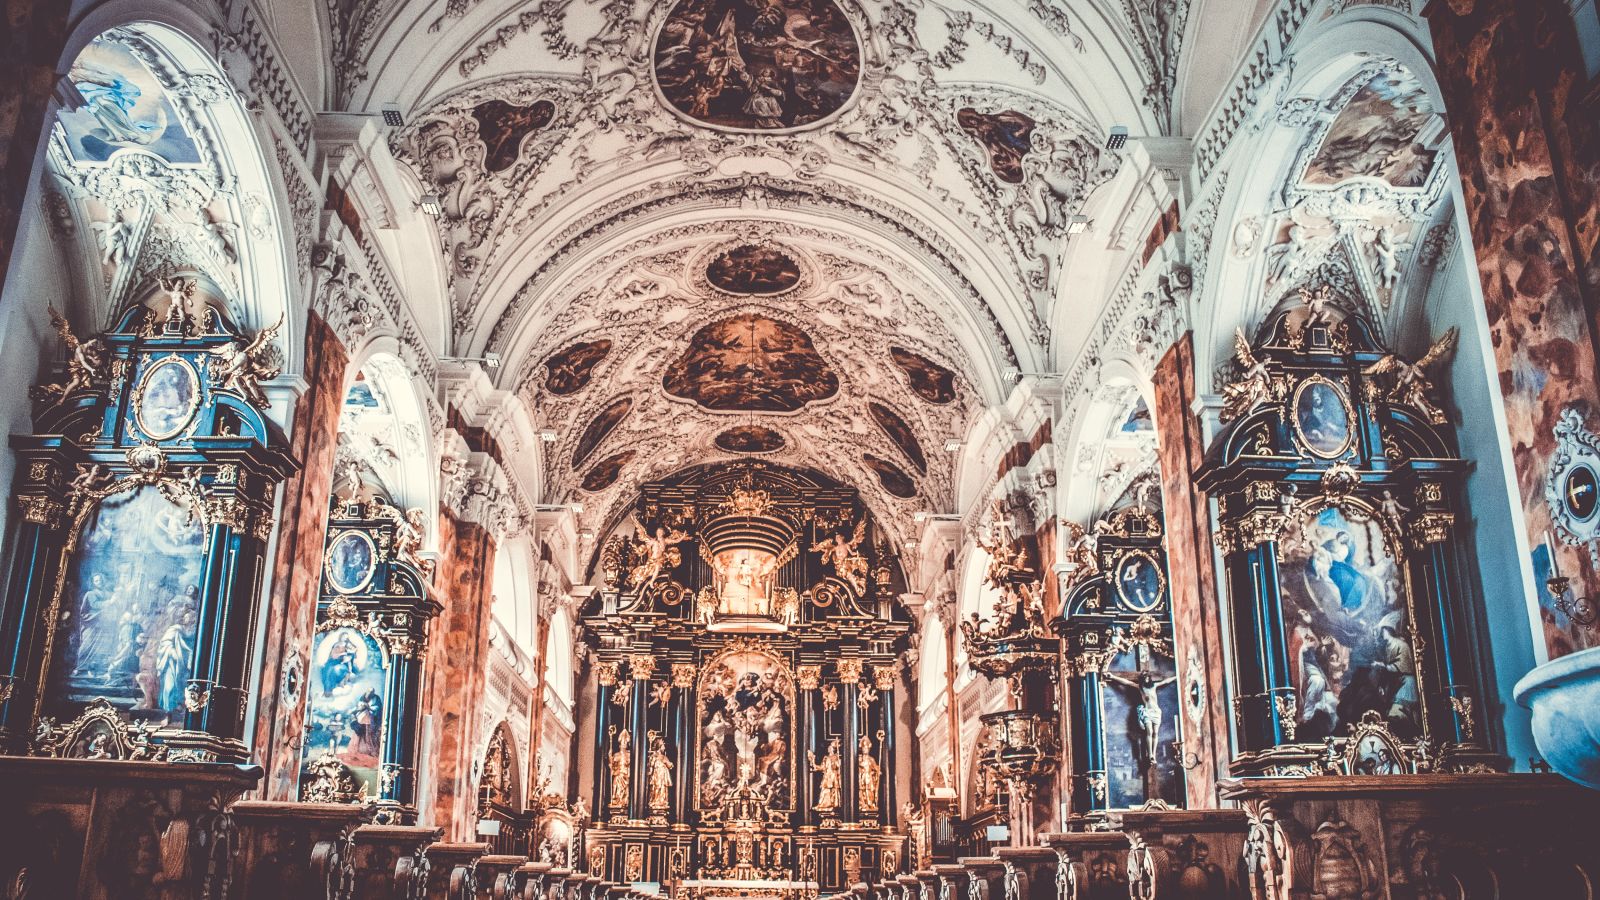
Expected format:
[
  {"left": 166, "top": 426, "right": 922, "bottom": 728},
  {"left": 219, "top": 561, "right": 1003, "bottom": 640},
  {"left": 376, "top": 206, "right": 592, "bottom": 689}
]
[
  {"left": 839, "top": 664, "right": 860, "bottom": 819},
  {"left": 0, "top": 515, "right": 61, "bottom": 751},
  {"left": 671, "top": 662, "right": 694, "bottom": 824},
  {"left": 798, "top": 666, "right": 821, "bottom": 826},
  {"left": 628, "top": 660, "right": 651, "bottom": 820},
  {"left": 875, "top": 667, "right": 895, "bottom": 822},
  {"left": 380, "top": 648, "right": 423, "bottom": 811},
  {"left": 593, "top": 663, "right": 617, "bottom": 816}
]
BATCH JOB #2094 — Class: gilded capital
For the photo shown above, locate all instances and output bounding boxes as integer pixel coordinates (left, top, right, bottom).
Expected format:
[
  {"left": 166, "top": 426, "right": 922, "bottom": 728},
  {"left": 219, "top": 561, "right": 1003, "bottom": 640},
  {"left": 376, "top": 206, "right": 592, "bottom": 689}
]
[
  {"left": 628, "top": 654, "right": 655, "bottom": 681},
  {"left": 872, "top": 664, "right": 897, "bottom": 692},
  {"left": 671, "top": 662, "right": 697, "bottom": 688},
  {"left": 836, "top": 658, "right": 863, "bottom": 684},
  {"left": 597, "top": 661, "right": 620, "bottom": 687},
  {"left": 796, "top": 665, "right": 822, "bottom": 691}
]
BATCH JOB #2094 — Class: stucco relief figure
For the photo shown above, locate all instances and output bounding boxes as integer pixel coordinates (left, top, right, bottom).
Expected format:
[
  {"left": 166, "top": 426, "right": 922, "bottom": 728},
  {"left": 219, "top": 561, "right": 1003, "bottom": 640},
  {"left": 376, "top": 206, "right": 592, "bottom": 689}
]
[
  {"left": 857, "top": 733, "right": 881, "bottom": 814},
  {"left": 647, "top": 731, "right": 674, "bottom": 812},
  {"left": 609, "top": 728, "right": 632, "bottom": 810},
  {"left": 630, "top": 526, "right": 690, "bottom": 589},
  {"left": 810, "top": 737, "right": 842, "bottom": 811},
  {"left": 811, "top": 520, "right": 867, "bottom": 592}
]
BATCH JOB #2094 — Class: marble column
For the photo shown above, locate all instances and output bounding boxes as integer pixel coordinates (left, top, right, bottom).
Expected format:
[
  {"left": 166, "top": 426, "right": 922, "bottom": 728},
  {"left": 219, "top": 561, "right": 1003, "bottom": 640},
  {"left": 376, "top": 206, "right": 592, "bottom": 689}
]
[
  {"left": 424, "top": 511, "right": 498, "bottom": 839},
  {"left": 253, "top": 311, "right": 349, "bottom": 800},
  {"left": 1425, "top": 0, "right": 1600, "bottom": 659},
  {"left": 838, "top": 659, "right": 862, "bottom": 820},
  {"left": 627, "top": 655, "right": 652, "bottom": 819},
  {"left": 671, "top": 662, "right": 696, "bottom": 824},
  {"left": 0, "top": 0, "right": 70, "bottom": 290},
  {"left": 594, "top": 662, "right": 618, "bottom": 816},
  {"left": 873, "top": 665, "right": 897, "bottom": 822},
  {"left": 797, "top": 664, "right": 822, "bottom": 826},
  {"left": 1152, "top": 335, "right": 1230, "bottom": 804}
]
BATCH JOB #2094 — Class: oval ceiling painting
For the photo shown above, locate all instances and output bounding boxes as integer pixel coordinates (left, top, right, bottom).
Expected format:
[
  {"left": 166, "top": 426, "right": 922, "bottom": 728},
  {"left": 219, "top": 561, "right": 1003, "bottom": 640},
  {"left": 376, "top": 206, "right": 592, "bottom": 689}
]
[
  {"left": 715, "top": 425, "right": 787, "bottom": 454},
  {"left": 653, "top": 0, "right": 861, "bottom": 131},
  {"left": 581, "top": 449, "right": 636, "bottom": 493},
  {"left": 889, "top": 347, "right": 957, "bottom": 404},
  {"left": 706, "top": 244, "right": 802, "bottom": 295},
  {"left": 863, "top": 453, "right": 917, "bottom": 499},
  {"left": 574, "top": 397, "right": 633, "bottom": 468},
  {"left": 868, "top": 402, "right": 926, "bottom": 473},
  {"left": 663, "top": 314, "right": 840, "bottom": 412},
  {"left": 544, "top": 338, "right": 613, "bottom": 395}
]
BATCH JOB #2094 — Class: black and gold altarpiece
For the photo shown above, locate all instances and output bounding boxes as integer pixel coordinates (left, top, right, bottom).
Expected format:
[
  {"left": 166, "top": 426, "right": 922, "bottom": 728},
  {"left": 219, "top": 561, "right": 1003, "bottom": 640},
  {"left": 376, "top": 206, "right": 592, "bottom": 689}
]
[
  {"left": 0, "top": 288, "right": 296, "bottom": 763},
  {"left": 581, "top": 462, "right": 911, "bottom": 895},
  {"left": 1198, "top": 289, "right": 1501, "bottom": 777}
]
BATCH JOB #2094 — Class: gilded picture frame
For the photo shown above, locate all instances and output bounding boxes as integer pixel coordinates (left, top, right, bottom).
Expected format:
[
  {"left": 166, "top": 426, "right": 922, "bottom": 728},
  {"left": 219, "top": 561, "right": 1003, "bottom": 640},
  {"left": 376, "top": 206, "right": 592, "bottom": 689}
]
[
  {"left": 1290, "top": 374, "right": 1357, "bottom": 460},
  {"left": 132, "top": 355, "right": 201, "bottom": 441}
]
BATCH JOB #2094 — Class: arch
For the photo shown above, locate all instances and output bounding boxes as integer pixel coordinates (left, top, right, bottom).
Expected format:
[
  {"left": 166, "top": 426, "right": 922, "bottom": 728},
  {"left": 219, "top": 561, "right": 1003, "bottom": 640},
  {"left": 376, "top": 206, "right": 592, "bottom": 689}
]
[
  {"left": 335, "top": 347, "right": 438, "bottom": 533},
  {"left": 491, "top": 535, "right": 540, "bottom": 659},
  {"left": 545, "top": 605, "right": 577, "bottom": 709},
  {"left": 917, "top": 613, "right": 951, "bottom": 714},
  {"left": 1057, "top": 356, "right": 1158, "bottom": 526}
]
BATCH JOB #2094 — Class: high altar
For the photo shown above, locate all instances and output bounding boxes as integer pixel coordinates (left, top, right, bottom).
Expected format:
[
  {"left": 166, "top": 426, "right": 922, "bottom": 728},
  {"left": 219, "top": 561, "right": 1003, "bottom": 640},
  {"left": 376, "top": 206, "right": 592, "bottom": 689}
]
[{"left": 579, "top": 463, "right": 912, "bottom": 895}]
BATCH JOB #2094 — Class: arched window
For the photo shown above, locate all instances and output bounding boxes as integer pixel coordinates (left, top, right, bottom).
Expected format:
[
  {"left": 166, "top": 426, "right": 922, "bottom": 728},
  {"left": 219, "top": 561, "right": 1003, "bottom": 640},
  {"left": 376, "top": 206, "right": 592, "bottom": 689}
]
[{"left": 917, "top": 615, "right": 949, "bottom": 714}]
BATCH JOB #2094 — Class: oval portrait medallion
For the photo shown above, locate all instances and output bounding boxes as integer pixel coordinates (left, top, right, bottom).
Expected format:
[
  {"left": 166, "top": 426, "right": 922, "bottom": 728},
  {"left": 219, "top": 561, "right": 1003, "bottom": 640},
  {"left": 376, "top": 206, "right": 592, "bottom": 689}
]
[
  {"left": 1115, "top": 551, "right": 1165, "bottom": 613},
  {"left": 653, "top": 0, "right": 861, "bottom": 131},
  {"left": 326, "top": 530, "right": 378, "bottom": 594},
  {"left": 1292, "top": 376, "right": 1354, "bottom": 459},
  {"left": 135, "top": 356, "right": 200, "bottom": 440}
]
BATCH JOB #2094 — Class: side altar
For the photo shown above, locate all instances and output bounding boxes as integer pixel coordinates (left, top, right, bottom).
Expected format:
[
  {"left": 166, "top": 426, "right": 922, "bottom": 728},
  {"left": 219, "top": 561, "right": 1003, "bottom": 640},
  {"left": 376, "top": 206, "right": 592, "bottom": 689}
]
[{"left": 580, "top": 463, "right": 912, "bottom": 895}]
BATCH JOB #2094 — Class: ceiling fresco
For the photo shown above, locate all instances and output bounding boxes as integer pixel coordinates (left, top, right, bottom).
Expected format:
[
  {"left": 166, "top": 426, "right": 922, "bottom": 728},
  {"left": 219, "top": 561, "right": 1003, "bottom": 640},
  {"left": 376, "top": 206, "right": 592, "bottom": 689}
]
[
  {"left": 652, "top": 0, "right": 862, "bottom": 130},
  {"left": 706, "top": 243, "right": 804, "bottom": 295},
  {"left": 574, "top": 396, "right": 634, "bottom": 467},
  {"left": 581, "top": 449, "right": 637, "bottom": 492},
  {"left": 868, "top": 401, "right": 926, "bottom": 473},
  {"left": 62, "top": 39, "right": 201, "bottom": 165},
  {"left": 1304, "top": 71, "right": 1438, "bottom": 189},
  {"left": 956, "top": 108, "right": 1036, "bottom": 184},
  {"left": 889, "top": 347, "right": 958, "bottom": 404},
  {"left": 471, "top": 98, "right": 556, "bottom": 174},
  {"left": 661, "top": 313, "right": 841, "bottom": 412},
  {"left": 543, "top": 339, "right": 614, "bottom": 395},
  {"left": 862, "top": 453, "right": 917, "bottom": 499},
  {"left": 715, "top": 425, "right": 787, "bottom": 453}
]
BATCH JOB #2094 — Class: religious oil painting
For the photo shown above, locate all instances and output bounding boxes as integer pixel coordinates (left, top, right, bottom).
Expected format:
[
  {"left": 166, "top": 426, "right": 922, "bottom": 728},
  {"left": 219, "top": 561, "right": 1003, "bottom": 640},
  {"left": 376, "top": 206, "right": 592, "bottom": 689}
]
[
  {"left": 1304, "top": 70, "right": 1438, "bottom": 189},
  {"left": 1115, "top": 552, "right": 1165, "bottom": 613},
  {"left": 710, "top": 548, "right": 781, "bottom": 617},
  {"left": 1099, "top": 646, "right": 1181, "bottom": 808},
  {"left": 48, "top": 486, "right": 204, "bottom": 722},
  {"left": 581, "top": 449, "right": 636, "bottom": 492},
  {"left": 868, "top": 402, "right": 926, "bottom": 473},
  {"left": 302, "top": 626, "right": 388, "bottom": 797},
  {"left": 663, "top": 314, "right": 840, "bottom": 412},
  {"left": 544, "top": 339, "right": 613, "bottom": 395},
  {"left": 715, "top": 425, "right": 786, "bottom": 454},
  {"left": 889, "top": 347, "right": 957, "bottom": 404},
  {"left": 862, "top": 453, "right": 916, "bottom": 498},
  {"left": 1280, "top": 504, "right": 1417, "bottom": 742},
  {"left": 698, "top": 649, "right": 792, "bottom": 809},
  {"left": 1293, "top": 377, "right": 1354, "bottom": 458},
  {"left": 470, "top": 98, "right": 556, "bottom": 173},
  {"left": 59, "top": 39, "right": 202, "bottom": 165},
  {"left": 706, "top": 244, "right": 803, "bottom": 294},
  {"left": 653, "top": 0, "right": 861, "bottom": 131},
  {"left": 956, "top": 108, "right": 1035, "bottom": 184},
  {"left": 574, "top": 397, "right": 634, "bottom": 467},
  {"left": 134, "top": 356, "right": 200, "bottom": 440},
  {"left": 325, "top": 530, "right": 377, "bottom": 594}
]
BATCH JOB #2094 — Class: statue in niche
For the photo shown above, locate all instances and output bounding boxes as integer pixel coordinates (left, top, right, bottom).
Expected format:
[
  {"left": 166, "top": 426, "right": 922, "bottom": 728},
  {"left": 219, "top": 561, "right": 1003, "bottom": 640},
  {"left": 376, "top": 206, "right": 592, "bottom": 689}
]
[
  {"left": 711, "top": 548, "right": 780, "bottom": 616},
  {"left": 810, "top": 737, "right": 842, "bottom": 812},
  {"left": 857, "top": 733, "right": 881, "bottom": 815},
  {"left": 647, "top": 730, "right": 674, "bottom": 812},
  {"left": 609, "top": 727, "right": 632, "bottom": 810},
  {"left": 630, "top": 526, "right": 690, "bottom": 589},
  {"left": 810, "top": 520, "right": 868, "bottom": 593}
]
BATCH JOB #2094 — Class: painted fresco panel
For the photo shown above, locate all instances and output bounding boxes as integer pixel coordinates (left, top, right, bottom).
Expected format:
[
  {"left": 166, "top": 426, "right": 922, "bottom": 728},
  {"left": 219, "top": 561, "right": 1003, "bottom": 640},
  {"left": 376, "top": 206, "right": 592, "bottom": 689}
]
[
  {"left": 47, "top": 486, "right": 204, "bottom": 723},
  {"left": 60, "top": 39, "right": 201, "bottom": 164},
  {"left": 1279, "top": 505, "right": 1418, "bottom": 741},
  {"left": 1303, "top": 71, "right": 1437, "bottom": 188},
  {"left": 301, "top": 627, "right": 388, "bottom": 797},
  {"left": 663, "top": 315, "right": 839, "bottom": 412}
]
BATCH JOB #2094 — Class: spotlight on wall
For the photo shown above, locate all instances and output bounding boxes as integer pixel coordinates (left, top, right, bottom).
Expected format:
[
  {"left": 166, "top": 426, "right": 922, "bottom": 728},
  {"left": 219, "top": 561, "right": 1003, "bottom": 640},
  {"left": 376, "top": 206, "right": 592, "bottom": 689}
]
[
  {"left": 1106, "top": 125, "right": 1129, "bottom": 150},
  {"left": 483, "top": 351, "right": 501, "bottom": 369},
  {"left": 380, "top": 102, "right": 406, "bottom": 128},
  {"left": 943, "top": 438, "right": 964, "bottom": 453},
  {"left": 905, "top": 540, "right": 920, "bottom": 551},
  {"left": 913, "top": 511, "right": 930, "bottom": 523},
  {"left": 1004, "top": 368, "right": 1058, "bottom": 385},
  {"left": 580, "top": 530, "right": 595, "bottom": 542},
  {"left": 439, "top": 352, "right": 501, "bottom": 369},
  {"left": 539, "top": 429, "right": 559, "bottom": 443},
  {"left": 571, "top": 502, "right": 586, "bottom": 514},
  {"left": 1066, "top": 215, "right": 1092, "bottom": 235},
  {"left": 418, "top": 193, "right": 443, "bottom": 216}
]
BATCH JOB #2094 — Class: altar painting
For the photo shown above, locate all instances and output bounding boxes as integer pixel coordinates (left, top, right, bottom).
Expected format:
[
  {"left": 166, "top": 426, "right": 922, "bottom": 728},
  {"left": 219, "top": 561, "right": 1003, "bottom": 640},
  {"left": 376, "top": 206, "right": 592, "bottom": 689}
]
[
  {"left": 48, "top": 485, "right": 204, "bottom": 722},
  {"left": 1099, "top": 647, "right": 1180, "bottom": 808},
  {"left": 1280, "top": 504, "right": 1417, "bottom": 741},
  {"left": 710, "top": 548, "right": 781, "bottom": 617},
  {"left": 698, "top": 650, "right": 792, "bottom": 809},
  {"left": 302, "top": 626, "right": 388, "bottom": 796}
]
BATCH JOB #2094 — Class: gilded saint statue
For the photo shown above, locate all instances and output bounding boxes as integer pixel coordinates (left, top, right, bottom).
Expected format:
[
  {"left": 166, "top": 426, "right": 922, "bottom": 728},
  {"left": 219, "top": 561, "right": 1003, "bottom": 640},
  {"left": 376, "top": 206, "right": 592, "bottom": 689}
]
[
  {"left": 609, "top": 727, "right": 632, "bottom": 811},
  {"left": 809, "top": 737, "right": 843, "bottom": 812},
  {"left": 629, "top": 526, "right": 690, "bottom": 589},
  {"left": 646, "top": 730, "right": 674, "bottom": 813},
  {"left": 810, "top": 520, "right": 868, "bottom": 593},
  {"left": 857, "top": 733, "right": 881, "bottom": 815}
]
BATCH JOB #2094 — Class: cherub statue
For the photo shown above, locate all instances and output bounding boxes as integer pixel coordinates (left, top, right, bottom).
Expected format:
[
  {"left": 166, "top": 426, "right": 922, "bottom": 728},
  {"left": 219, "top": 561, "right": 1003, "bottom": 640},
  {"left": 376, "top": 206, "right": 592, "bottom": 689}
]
[
  {"left": 211, "top": 313, "right": 284, "bottom": 409},
  {"left": 1301, "top": 285, "right": 1339, "bottom": 330},
  {"left": 37, "top": 308, "right": 108, "bottom": 406},
  {"left": 811, "top": 520, "right": 868, "bottom": 592},
  {"left": 158, "top": 277, "right": 204, "bottom": 336},
  {"left": 1363, "top": 327, "right": 1459, "bottom": 424},
  {"left": 1221, "top": 327, "right": 1273, "bottom": 423}
]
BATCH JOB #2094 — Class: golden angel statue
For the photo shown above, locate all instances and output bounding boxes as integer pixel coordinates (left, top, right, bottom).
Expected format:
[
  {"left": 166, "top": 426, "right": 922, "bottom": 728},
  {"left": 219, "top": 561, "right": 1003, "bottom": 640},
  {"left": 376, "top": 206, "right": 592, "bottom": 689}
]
[
  {"left": 809, "top": 737, "right": 843, "bottom": 812},
  {"left": 811, "top": 520, "right": 868, "bottom": 592},
  {"left": 211, "top": 313, "right": 284, "bottom": 409},
  {"left": 629, "top": 525, "right": 690, "bottom": 589},
  {"left": 646, "top": 730, "right": 673, "bottom": 813},
  {"left": 36, "top": 307, "right": 108, "bottom": 406},
  {"left": 1221, "top": 327, "right": 1274, "bottom": 423},
  {"left": 1363, "top": 327, "right": 1459, "bottom": 424},
  {"left": 608, "top": 727, "right": 632, "bottom": 810},
  {"left": 857, "top": 733, "right": 881, "bottom": 814}
]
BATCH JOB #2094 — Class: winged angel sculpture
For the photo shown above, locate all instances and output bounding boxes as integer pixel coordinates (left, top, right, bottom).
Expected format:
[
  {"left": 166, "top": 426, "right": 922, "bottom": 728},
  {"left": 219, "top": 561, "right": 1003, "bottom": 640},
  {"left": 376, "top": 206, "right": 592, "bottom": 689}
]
[
  {"left": 1221, "top": 327, "right": 1275, "bottom": 424},
  {"left": 1362, "top": 327, "right": 1459, "bottom": 425},
  {"left": 210, "top": 314, "right": 284, "bottom": 409},
  {"left": 33, "top": 308, "right": 109, "bottom": 407}
]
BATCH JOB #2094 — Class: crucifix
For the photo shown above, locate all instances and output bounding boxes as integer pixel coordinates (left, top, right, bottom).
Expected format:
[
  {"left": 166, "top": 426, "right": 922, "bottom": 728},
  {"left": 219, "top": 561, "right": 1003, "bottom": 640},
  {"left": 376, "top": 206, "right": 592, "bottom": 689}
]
[{"left": 1100, "top": 642, "right": 1177, "bottom": 802}]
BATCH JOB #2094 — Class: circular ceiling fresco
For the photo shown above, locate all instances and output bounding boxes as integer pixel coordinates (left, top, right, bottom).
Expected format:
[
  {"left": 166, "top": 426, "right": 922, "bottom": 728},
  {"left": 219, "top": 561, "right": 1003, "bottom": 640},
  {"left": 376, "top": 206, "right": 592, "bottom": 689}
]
[
  {"left": 714, "top": 425, "right": 787, "bottom": 453},
  {"left": 706, "top": 244, "right": 802, "bottom": 295},
  {"left": 663, "top": 314, "right": 840, "bottom": 412},
  {"left": 652, "top": 0, "right": 861, "bottom": 131}
]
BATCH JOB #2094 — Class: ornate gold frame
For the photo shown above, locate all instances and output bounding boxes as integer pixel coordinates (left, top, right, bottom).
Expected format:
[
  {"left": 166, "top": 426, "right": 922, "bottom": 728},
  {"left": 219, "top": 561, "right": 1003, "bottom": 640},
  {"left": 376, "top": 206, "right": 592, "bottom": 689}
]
[
  {"left": 1289, "top": 374, "right": 1357, "bottom": 460},
  {"left": 693, "top": 639, "right": 797, "bottom": 816},
  {"left": 131, "top": 354, "right": 201, "bottom": 441},
  {"left": 324, "top": 528, "right": 379, "bottom": 594},
  {"left": 1113, "top": 549, "right": 1166, "bottom": 613}
]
